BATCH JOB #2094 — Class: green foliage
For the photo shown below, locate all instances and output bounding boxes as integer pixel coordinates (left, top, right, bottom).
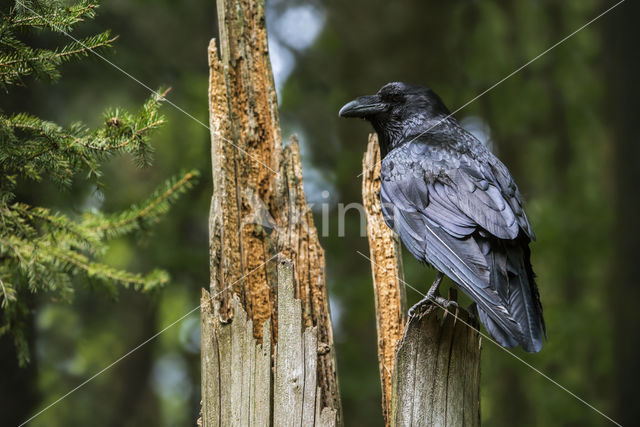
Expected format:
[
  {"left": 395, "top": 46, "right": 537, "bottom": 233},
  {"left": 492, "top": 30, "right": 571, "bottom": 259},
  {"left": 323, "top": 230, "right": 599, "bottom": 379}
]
[
  {"left": 0, "top": 0, "right": 116, "bottom": 87},
  {"left": 0, "top": 0, "right": 198, "bottom": 365},
  {"left": 1, "top": 87, "right": 171, "bottom": 190}
]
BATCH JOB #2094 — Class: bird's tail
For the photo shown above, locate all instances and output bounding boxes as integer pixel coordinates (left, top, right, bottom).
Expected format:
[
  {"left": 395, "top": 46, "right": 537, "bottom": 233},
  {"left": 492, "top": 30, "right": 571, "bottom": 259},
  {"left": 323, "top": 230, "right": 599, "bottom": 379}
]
[
  {"left": 477, "top": 306, "right": 518, "bottom": 348},
  {"left": 482, "top": 236, "right": 545, "bottom": 353},
  {"left": 419, "top": 222, "right": 534, "bottom": 349}
]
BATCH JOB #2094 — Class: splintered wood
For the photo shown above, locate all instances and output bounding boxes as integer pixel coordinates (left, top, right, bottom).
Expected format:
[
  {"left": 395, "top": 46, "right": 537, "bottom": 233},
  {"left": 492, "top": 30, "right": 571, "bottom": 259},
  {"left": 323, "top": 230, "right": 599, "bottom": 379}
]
[
  {"left": 362, "top": 135, "right": 408, "bottom": 423},
  {"left": 202, "top": 0, "right": 341, "bottom": 424},
  {"left": 207, "top": 5, "right": 278, "bottom": 337},
  {"left": 391, "top": 304, "right": 482, "bottom": 427},
  {"left": 201, "top": 260, "right": 337, "bottom": 426},
  {"left": 274, "top": 137, "right": 339, "bottom": 412},
  {"left": 362, "top": 134, "right": 482, "bottom": 426}
]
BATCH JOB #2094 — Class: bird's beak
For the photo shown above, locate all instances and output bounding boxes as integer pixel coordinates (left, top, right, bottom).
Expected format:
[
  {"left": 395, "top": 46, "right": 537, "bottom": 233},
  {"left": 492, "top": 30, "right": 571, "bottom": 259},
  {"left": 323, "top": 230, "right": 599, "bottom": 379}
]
[{"left": 338, "top": 95, "right": 386, "bottom": 118}]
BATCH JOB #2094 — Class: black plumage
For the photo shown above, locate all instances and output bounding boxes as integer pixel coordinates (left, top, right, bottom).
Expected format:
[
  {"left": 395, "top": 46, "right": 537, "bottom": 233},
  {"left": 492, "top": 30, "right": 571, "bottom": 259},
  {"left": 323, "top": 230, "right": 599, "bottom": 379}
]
[{"left": 340, "top": 82, "right": 546, "bottom": 352}]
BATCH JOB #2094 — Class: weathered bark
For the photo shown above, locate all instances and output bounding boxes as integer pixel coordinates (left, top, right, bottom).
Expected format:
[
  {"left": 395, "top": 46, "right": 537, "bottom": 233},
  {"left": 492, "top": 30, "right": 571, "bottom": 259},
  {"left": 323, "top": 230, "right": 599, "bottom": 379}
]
[
  {"left": 201, "top": 259, "right": 337, "bottom": 426},
  {"left": 208, "top": 0, "right": 280, "bottom": 337},
  {"left": 202, "top": 0, "right": 341, "bottom": 424},
  {"left": 272, "top": 259, "right": 338, "bottom": 427},
  {"left": 390, "top": 294, "right": 482, "bottom": 427},
  {"left": 361, "top": 135, "right": 407, "bottom": 422},
  {"left": 362, "top": 134, "right": 482, "bottom": 426}
]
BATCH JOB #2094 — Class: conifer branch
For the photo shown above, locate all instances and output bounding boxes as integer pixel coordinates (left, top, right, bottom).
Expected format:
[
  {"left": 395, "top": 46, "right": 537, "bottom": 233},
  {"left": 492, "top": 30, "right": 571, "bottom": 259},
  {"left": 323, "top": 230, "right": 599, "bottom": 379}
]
[
  {"left": 0, "top": 31, "right": 116, "bottom": 86},
  {"left": 1, "top": 89, "right": 169, "bottom": 188},
  {"left": 51, "top": 248, "right": 169, "bottom": 291},
  {"left": 88, "top": 170, "right": 200, "bottom": 238},
  {"left": 0, "top": 0, "right": 198, "bottom": 365},
  {"left": 9, "top": 1, "right": 97, "bottom": 30},
  {"left": 0, "top": 34, "right": 116, "bottom": 67}
]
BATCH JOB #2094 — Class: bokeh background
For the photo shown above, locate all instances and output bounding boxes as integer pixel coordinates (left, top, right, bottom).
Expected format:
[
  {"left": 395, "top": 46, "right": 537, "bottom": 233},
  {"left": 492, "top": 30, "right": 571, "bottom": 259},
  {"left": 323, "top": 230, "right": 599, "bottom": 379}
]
[{"left": 2, "top": 0, "right": 638, "bottom": 425}]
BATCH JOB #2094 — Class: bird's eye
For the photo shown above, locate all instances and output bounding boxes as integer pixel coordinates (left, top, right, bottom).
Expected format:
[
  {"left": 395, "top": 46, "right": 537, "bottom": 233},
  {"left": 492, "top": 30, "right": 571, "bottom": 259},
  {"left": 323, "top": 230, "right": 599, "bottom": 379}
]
[{"left": 381, "top": 93, "right": 404, "bottom": 103}]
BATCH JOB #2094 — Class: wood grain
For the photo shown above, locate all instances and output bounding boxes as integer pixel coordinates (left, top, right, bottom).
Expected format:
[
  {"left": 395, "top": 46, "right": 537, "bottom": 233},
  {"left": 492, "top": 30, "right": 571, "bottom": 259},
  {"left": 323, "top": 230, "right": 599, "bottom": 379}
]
[
  {"left": 362, "top": 134, "right": 408, "bottom": 424},
  {"left": 202, "top": 0, "right": 341, "bottom": 423}
]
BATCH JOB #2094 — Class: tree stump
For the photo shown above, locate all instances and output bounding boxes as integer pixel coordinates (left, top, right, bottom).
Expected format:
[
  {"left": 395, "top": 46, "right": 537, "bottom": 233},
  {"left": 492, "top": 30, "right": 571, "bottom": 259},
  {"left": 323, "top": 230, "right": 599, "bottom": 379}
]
[
  {"left": 201, "top": 0, "right": 341, "bottom": 425},
  {"left": 362, "top": 134, "right": 482, "bottom": 427}
]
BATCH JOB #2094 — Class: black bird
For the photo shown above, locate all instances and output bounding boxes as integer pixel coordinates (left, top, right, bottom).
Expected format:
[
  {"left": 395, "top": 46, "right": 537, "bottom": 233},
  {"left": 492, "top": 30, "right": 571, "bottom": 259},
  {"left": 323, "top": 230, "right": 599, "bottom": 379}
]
[{"left": 339, "top": 82, "right": 545, "bottom": 352}]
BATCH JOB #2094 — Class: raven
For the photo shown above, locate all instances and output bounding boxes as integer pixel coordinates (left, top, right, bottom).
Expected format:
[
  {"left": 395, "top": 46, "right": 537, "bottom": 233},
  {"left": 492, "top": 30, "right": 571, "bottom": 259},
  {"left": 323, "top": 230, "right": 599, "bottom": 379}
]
[{"left": 340, "top": 82, "right": 545, "bottom": 352}]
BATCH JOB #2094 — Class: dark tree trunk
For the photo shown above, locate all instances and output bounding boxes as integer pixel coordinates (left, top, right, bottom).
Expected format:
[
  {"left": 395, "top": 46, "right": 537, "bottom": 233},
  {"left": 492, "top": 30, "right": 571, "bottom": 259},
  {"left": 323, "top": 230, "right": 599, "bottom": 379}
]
[{"left": 604, "top": 2, "right": 640, "bottom": 425}]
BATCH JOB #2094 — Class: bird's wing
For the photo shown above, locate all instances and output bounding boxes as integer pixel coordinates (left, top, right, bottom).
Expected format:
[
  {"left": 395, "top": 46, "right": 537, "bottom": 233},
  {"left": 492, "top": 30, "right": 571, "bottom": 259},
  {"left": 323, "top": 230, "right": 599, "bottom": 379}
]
[
  {"left": 405, "top": 138, "right": 534, "bottom": 240},
  {"left": 380, "top": 139, "right": 531, "bottom": 242},
  {"left": 380, "top": 140, "right": 543, "bottom": 351}
]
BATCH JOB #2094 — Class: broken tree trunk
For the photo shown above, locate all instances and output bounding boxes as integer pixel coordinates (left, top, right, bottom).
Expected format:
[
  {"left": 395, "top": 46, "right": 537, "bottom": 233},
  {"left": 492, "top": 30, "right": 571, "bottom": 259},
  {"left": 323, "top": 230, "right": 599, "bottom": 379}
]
[
  {"left": 362, "top": 134, "right": 482, "bottom": 427},
  {"left": 201, "top": 0, "right": 341, "bottom": 425},
  {"left": 362, "top": 134, "right": 408, "bottom": 422},
  {"left": 201, "top": 259, "right": 338, "bottom": 426}
]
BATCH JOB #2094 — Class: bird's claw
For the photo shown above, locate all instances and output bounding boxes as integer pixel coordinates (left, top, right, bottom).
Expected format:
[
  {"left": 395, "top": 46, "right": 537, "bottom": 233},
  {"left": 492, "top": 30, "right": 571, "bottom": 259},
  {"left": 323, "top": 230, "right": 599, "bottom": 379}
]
[
  {"left": 407, "top": 300, "right": 425, "bottom": 318},
  {"left": 408, "top": 272, "right": 446, "bottom": 318},
  {"left": 408, "top": 293, "right": 430, "bottom": 317},
  {"left": 434, "top": 296, "right": 459, "bottom": 312},
  {"left": 408, "top": 293, "right": 459, "bottom": 318},
  {"left": 409, "top": 294, "right": 460, "bottom": 318}
]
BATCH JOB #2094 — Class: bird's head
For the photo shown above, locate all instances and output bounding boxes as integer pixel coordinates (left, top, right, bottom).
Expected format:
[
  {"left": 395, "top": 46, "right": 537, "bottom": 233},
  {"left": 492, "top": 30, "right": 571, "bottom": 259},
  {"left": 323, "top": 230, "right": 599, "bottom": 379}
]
[{"left": 339, "top": 82, "right": 451, "bottom": 154}]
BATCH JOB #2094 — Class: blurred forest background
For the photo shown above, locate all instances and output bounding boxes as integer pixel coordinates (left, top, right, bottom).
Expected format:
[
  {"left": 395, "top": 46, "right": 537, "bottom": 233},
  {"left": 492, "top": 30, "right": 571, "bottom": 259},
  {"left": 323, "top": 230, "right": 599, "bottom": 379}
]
[{"left": 2, "top": 0, "right": 638, "bottom": 425}]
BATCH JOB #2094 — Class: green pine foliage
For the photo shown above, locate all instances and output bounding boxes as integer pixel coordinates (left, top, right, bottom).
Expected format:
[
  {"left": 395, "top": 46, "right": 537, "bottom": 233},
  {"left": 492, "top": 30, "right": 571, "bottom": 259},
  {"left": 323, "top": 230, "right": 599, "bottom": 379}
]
[
  {"left": 0, "top": 0, "right": 199, "bottom": 365},
  {"left": 0, "top": 0, "right": 115, "bottom": 87}
]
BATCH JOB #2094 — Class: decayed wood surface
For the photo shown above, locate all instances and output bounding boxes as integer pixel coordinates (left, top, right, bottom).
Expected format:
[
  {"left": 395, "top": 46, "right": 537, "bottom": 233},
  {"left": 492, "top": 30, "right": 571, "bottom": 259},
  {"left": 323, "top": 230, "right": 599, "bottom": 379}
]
[
  {"left": 362, "top": 134, "right": 482, "bottom": 426},
  {"left": 361, "top": 134, "right": 407, "bottom": 423},
  {"left": 273, "top": 259, "right": 338, "bottom": 427},
  {"left": 391, "top": 298, "right": 482, "bottom": 427},
  {"left": 202, "top": 0, "right": 341, "bottom": 424},
  {"left": 201, "top": 290, "right": 271, "bottom": 426},
  {"left": 208, "top": 0, "right": 280, "bottom": 337},
  {"left": 274, "top": 135, "right": 340, "bottom": 412},
  {"left": 201, "top": 259, "right": 337, "bottom": 426}
]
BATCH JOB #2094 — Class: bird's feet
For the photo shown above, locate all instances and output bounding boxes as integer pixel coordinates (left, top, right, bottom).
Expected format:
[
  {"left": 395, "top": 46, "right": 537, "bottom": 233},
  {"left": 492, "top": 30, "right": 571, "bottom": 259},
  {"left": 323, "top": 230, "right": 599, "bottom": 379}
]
[
  {"left": 408, "top": 294, "right": 429, "bottom": 318},
  {"left": 408, "top": 272, "right": 459, "bottom": 317},
  {"left": 433, "top": 296, "right": 460, "bottom": 312},
  {"left": 408, "top": 294, "right": 460, "bottom": 317}
]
